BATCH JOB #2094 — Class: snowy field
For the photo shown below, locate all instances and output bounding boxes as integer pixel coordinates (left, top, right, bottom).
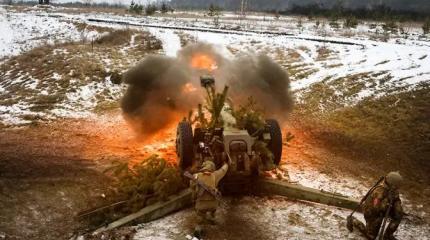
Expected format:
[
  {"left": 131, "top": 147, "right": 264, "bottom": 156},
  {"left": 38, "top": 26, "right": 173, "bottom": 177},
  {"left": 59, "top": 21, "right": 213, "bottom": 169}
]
[
  {"left": 1, "top": 5, "right": 429, "bottom": 126},
  {"left": 1, "top": 5, "right": 429, "bottom": 239}
]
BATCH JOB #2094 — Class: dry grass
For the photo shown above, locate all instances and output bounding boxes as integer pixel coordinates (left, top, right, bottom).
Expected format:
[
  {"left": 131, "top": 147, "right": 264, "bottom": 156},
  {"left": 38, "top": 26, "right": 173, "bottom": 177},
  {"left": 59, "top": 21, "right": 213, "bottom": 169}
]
[
  {"left": 296, "top": 81, "right": 430, "bottom": 171},
  {"left": 287, "top": 63, "right": 319, "bottom": 81},
  {"left": 69, "top": 21, "right": 113, "bottom": 33},
  {"left": 134, "top": 32, "right": 163, "bottom": 52},
  {"left": 176, "top": 31, "right": 197, "bottom": 47},
  {"left": 316, "top": 46, "right": 337, "bottom": 61},
  {"left": 95, "top": 29, "right": 135, "bottom": 45},
  {"left": 0, "top": 27, "right": 162, "bottom": 117}
]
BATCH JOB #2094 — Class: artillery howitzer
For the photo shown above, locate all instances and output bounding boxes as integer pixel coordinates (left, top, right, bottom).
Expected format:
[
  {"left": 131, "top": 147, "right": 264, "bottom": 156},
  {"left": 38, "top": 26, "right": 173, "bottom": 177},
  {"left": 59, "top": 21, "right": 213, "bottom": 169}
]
[
  {"left": 175, "top": 75, "right": 283, "bottom": 191},
  {"left": 94, "top": 76, "right": 359, "bottom": 234}
]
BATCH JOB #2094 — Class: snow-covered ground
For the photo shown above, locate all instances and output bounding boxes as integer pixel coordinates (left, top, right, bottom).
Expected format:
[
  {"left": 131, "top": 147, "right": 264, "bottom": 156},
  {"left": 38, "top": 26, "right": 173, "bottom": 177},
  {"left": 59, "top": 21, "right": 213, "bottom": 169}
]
[
  {"left": 1, "top": 6, "right": 430, "bottom": 239},
  {"left": 0, "top": 6, "right": 100, "bottom": 57},
  {"left": 132, "top": 195, "right": 430, "bottom": 240},
  {"left": 1, "top": 5, "right": 429, "bottom": 126}
]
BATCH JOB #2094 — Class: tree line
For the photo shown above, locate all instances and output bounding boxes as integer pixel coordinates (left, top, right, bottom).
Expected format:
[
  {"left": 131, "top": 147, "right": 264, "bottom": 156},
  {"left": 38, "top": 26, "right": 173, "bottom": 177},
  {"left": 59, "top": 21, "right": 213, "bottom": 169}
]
[
  {"left": 170, "top": 0, "right": 430, "bottom": 21},
  {"left": 284, "top": 3, "right": 429, "bottom": 22}
]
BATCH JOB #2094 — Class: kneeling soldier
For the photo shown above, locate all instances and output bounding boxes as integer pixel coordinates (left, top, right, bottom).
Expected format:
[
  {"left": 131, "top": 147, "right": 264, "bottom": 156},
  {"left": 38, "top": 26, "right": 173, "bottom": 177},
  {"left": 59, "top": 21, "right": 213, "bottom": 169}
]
[{"left": 349, "top": 171, "right": 404, "bottom": 240}]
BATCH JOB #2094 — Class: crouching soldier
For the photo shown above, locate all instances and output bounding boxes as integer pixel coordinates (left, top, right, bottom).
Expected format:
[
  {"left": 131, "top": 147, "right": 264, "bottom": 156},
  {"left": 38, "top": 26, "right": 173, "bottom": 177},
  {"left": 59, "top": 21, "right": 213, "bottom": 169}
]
[
  {"left": 348, "top": 172, "right": 404, "bottom": 240},
  {"left": 190, "top": 159, "right": 228, "bottom": 238}
]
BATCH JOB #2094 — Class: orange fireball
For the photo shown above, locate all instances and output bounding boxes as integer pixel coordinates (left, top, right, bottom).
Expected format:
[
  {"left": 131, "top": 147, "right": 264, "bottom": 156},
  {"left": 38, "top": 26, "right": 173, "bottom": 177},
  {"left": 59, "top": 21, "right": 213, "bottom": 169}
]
[
  {"left": 182, "top": 83, "right": 197, "bottom": 93},
  {"left": 190, "top": 54, "right": 218, "bottom": 71}
]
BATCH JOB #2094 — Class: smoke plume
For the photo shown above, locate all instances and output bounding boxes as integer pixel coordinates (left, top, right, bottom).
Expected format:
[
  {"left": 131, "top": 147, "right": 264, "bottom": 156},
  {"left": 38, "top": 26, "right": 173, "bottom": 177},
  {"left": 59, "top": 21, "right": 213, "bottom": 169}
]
[
  {"left": 223, "top": 53, "right": 293, "bottom": 119},
  {"left": 121, "top": 42, "right": 293, "bottom": 137},
  {"left": 120, "top": 55, "right": 198, "bottom": 136}
]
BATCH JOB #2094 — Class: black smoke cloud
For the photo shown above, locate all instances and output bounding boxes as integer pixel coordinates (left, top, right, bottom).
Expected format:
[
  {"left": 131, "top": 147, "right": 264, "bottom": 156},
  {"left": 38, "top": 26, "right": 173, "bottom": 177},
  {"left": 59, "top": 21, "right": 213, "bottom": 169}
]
[
  {"left": 121, "top": 42, "right": 293, "bottom": 137},
  {"left": 121, "top": 55, "right": 198, "bottom": 136},
  {"left": 222, "top": 53, "right": 293, "bottom": 119}
]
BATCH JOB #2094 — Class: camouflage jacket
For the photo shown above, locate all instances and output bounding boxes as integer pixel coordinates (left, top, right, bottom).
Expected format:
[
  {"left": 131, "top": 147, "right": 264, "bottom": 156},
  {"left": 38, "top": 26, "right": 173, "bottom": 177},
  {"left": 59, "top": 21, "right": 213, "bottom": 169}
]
[
  {"left": 362, "top": 184, "right": 403, "bottom": 220},
  {"left": 191, "top": 163, "right": 228, "bottom": 210}
]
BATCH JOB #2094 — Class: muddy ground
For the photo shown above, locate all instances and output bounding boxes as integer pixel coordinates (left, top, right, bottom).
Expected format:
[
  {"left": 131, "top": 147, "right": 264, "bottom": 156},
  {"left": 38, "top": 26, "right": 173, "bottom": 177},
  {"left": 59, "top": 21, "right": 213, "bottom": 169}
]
[{"left": 0, "top": 113, "right": 429, "bottom": 239}]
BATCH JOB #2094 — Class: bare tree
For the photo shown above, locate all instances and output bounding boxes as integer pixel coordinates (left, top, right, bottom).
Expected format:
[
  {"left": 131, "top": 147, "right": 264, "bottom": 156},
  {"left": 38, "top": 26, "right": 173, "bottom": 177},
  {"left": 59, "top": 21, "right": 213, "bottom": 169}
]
[{"left": 240, "top": 0, "right": 248, "bottom": 18}]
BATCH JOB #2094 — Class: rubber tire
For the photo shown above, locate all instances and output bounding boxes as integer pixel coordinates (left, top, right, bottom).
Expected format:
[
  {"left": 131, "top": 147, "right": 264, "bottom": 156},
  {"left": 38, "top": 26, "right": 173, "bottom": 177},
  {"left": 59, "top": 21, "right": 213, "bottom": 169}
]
[
  {"left": 266, "top": 119, "right": 283, "bottom": 166},
  {"left": 176, "top": 121, "right": 194, "bottom": 170}
]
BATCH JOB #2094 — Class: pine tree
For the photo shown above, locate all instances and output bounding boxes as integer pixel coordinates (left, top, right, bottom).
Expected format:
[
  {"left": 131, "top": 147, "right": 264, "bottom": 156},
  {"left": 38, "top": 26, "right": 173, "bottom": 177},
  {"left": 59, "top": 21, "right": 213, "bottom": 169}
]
[
  {"left": 208, "top": 3, "right": 219, "bottom": 17},
  {"left": 423, "top": 18, "right": 430, "bottom": 35},
  {"left": 161, "top": 2, "right": 168, "bottom": 14}
]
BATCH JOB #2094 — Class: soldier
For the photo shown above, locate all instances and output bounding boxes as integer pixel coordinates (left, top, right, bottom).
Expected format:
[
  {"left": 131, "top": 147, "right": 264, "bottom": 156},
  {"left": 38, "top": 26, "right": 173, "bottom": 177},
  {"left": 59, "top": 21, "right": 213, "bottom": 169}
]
[
  {"left": 349, "top": 172, "right": 404, "bottom": 240},
  {"left": 191, "top": 159, "right": 228, "bottom": 238}
]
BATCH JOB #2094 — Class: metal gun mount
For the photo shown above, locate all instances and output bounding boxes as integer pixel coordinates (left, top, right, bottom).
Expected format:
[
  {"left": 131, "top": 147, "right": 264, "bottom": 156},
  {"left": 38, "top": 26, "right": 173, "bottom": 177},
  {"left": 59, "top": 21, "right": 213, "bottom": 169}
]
[
  {"left": 94, "top": 179, "right": 360, "bottom": 233},
  {"left": 200, "top": 75, "right": 215, "bottom": 89}
]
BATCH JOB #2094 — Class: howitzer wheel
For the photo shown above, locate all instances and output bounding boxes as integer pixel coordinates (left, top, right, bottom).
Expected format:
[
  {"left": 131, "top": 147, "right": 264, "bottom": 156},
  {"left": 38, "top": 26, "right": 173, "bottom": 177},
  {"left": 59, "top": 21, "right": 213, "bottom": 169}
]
[
  {"left": 176, "top": 121, "right": 194, "bottom": 170},
  {"left": 266, "top": 119, "right": 282, "bottom": 165}
]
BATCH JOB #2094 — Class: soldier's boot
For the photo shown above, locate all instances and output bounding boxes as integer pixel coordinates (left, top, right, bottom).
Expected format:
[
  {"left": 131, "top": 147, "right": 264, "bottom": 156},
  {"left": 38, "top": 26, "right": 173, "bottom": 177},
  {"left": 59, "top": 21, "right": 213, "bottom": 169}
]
[
  {"left": 349, "top": 217, "right": 374, "bottom": 240},
  {"left": 194, "top": 211, "right": 205, "bottom": 238},
  {"left": 348, "top": 216, "right": 366, "bottom": 232},
  {"left": 383, "top": 220, "right": 400, "bottom": 240},
  {"left": 346, "top": 215, "right": 354, "bottom": 232},
  {"left": 383, "top": 235, "right": 398, "bottom": 240},
  {"left": 206, "top": 210, "right": 216, "bottom": 225},
  {"left": 193, "top": 225, "right": 203, "bottom": 239}
]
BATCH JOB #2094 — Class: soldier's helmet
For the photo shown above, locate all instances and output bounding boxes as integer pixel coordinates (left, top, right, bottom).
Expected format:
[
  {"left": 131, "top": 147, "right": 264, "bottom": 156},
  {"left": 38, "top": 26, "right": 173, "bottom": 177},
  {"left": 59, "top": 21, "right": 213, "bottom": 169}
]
[
  {"left": 201, "top": 160, "right": 216, "bottom": 172},
  {"left": 385, "top": 171, "right": 403, "bottom": 188}
]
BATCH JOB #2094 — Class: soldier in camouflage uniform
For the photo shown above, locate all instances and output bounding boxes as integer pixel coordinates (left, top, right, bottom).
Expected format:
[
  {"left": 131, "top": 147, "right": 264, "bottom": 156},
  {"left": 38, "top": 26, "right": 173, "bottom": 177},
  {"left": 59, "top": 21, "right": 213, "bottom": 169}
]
[
  {"left": 191, "top": 159, "right": 228, "bottom": 237},
  {"left": 349, "top": 172, "right": 404, "bottom": 240}
]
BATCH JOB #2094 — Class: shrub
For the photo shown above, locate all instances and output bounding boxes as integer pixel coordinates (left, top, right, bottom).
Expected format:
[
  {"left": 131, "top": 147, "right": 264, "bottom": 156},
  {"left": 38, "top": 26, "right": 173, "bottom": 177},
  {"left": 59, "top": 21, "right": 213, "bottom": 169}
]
[
  {"left": 208, "top": 3, "right": 221, "bottom": 17},
  {"left": 105, "top": 156, "right": 185, "bottom": 204},
  {"left": 129, "top": 1, "right": 143, "bottom": 14},
  {"left": 329, "top": 20, "right": 340, "bottom": 29},
  {"left": 145, "top": 4, "right": 157, "bottom": 15},
  {"left": 344, "top": 15, "right": 358, "bottom": 28},
  {"left": 94, "top": 29, "right": 133, "bottom": 45},
  {"left": 423, "top": 18, "right": 430, "bottom": 34},
  {"left": 315, "top": 19, "right": 320, "bottom": 28},
  {"left": 160, "top": 2, "right": 168, "bottom": 14},
  {"left": 383, "top": 19, "right": 398, "bottom": 33}
]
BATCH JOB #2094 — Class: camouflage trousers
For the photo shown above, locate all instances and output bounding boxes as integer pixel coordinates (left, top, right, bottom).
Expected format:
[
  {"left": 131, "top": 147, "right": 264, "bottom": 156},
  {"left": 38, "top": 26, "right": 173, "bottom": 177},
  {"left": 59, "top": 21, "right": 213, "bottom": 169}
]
[
  {"left": 193, "top": 209, "right": 217, "bottom": 238},
  {"left": 196, "top": 209, "right": 216, "bottom": 225},
  {"left": 352, "top": 214, "right": 401, "bottom": 240}
]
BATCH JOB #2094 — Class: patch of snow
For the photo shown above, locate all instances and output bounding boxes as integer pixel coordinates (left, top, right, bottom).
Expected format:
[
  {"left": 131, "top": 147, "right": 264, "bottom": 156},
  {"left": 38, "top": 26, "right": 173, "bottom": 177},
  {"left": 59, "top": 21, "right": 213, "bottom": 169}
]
[
  {"left": 0, "top": 102, "right": 35, "bottom": 125},
  {"left": 132, "top": 195, "right": 430, "bottom": 240},
  {"left": 0, "top": 6, "right": 100, "bottom": 58},
  {"left": 148, "top": 28, "right": 181, "bottom": 57},
  {"left": 51, "top": 72, "right": 62, "bottom": 80},
  {"left": 25, "top": 77, "right": 39, "bottom": 90}
]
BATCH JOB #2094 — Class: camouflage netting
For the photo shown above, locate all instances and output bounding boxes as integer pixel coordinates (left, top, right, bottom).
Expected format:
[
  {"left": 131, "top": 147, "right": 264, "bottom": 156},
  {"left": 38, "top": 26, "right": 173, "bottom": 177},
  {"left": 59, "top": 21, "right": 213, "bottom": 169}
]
[
  {"left": 187, "top": 86, "right": 275, "bottom": 168},
  {"left": 105, "top": 155, "right": 185, "bottom": 205},
  {"left": 78, "top": 156, "right": 185, "bottom": 229},
  {"left": 187, "top": 85, "right": 229, "bottom": 129},
  {"left": 229, "top": 97, "right": 275, "bottom": 168},
  {"left": 230, "top": 96, "right": 266, "bottom": 133}
]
